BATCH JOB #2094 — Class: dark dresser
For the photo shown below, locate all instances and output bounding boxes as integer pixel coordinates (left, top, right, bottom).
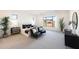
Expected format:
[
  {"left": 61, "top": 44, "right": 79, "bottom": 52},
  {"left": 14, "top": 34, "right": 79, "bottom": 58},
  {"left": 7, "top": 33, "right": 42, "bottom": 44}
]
[{"left": 65, "top": 30, "right": 79, "bottom": 49}]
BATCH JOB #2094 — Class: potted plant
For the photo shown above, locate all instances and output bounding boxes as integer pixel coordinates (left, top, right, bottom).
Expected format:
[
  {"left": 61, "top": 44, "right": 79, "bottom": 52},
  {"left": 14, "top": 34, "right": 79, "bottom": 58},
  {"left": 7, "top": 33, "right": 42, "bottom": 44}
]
[
  {"left": 59, "top": 17, "right": 65, "bottom": 32},
  {"left": 1, "top": 16, "right": 9, "bottom": 38}
]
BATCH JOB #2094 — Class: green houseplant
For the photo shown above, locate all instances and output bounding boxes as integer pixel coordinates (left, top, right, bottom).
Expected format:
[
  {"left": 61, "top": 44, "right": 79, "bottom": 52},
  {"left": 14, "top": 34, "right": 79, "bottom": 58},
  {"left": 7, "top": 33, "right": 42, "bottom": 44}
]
[
  {"left": 1, "top": 16, "right": 9, "bottom": 37},
  {"left": 59, "top": 17, "right": 65, "bottom": 32}
]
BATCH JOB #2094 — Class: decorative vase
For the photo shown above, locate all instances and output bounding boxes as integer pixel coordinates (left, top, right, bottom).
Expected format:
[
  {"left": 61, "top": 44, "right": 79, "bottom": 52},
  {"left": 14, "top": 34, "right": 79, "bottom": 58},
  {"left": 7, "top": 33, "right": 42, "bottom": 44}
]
[{"left": 72, "top": 29, "right": 76, "bottom": 35}]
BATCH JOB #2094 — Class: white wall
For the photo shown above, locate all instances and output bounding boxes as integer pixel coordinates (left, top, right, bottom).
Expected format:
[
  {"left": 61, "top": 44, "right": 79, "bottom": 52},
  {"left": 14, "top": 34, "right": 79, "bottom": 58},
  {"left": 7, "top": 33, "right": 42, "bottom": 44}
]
[
  {"left": 0, "top": 10, "right": 35, "bottom": 26},
  {"left": 34, "top": 10, "right": 70, "bottom": 31},
  {"left": 0, "top": 10, "right": 70, "bottom": 38},
  {"left": 0, "top": 10, "right": 34, "bottom": 37}
]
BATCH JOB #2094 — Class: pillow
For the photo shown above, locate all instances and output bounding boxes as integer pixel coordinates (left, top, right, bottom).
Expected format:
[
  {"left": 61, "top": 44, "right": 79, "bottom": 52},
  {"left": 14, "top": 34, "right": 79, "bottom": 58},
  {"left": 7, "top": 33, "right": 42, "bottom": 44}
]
[
  {"left": 39, "top": 28, "right": 43, "bottom": 30},
  {"left": 32, "top": 29, "right": 37, "bottom": 33}
]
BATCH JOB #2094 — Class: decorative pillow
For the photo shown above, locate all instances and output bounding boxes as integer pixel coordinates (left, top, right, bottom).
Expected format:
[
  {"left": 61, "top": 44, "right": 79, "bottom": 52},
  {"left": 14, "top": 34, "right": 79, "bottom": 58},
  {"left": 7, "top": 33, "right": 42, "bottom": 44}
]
[
  {"left": 32, "top": 29, "right": 37, "bottom": 33},
  {"left": 39, "top": 27, "right": 43, "bottom": 30},
  {"left": 35, "top": 27, "right": 38, "bottom": 32}
]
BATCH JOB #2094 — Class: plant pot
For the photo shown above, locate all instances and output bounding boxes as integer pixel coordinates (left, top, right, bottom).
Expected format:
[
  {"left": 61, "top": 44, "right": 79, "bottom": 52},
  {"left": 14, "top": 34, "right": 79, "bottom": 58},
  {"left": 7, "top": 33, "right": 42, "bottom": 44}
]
[
  {"left": 3, "top": 34, "right": 8, "bottom": 38},
  {"left": 61, "top": 28, "right": 64, "bottom": 32}
]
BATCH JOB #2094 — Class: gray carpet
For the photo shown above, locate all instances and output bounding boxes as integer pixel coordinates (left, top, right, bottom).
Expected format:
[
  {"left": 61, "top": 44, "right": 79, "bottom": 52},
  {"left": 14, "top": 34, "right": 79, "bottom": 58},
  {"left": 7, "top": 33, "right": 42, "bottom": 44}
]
[
  {"left": 0, "top": 30, "right": 68, "bottom": 49},
  {"left": 25, "top": 30, "right": 66, "bottom": 49}
]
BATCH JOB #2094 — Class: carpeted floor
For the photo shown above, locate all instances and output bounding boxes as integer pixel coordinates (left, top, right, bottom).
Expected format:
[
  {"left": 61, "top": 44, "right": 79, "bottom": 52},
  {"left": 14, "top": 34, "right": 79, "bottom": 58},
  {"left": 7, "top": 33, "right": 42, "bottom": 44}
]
[
  {"left": 0, "top": 34, "right": 35, "bottom": 48},
  {"left": 25, "top": 31, "right": 66, "bottom": 49},
  {"left": 0, "top": 30, "right": 68, "bottom": 49}
]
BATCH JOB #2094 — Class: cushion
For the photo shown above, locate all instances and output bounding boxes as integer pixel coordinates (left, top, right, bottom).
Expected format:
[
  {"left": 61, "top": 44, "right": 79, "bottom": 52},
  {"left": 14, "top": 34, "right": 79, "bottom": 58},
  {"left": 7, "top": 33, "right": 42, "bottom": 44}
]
[
  {"left": 39, "top": 27, "right": 43, "bottom": 30},
  {"left": 32, "top": 29, "right": 37, "bottom": 33}
]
